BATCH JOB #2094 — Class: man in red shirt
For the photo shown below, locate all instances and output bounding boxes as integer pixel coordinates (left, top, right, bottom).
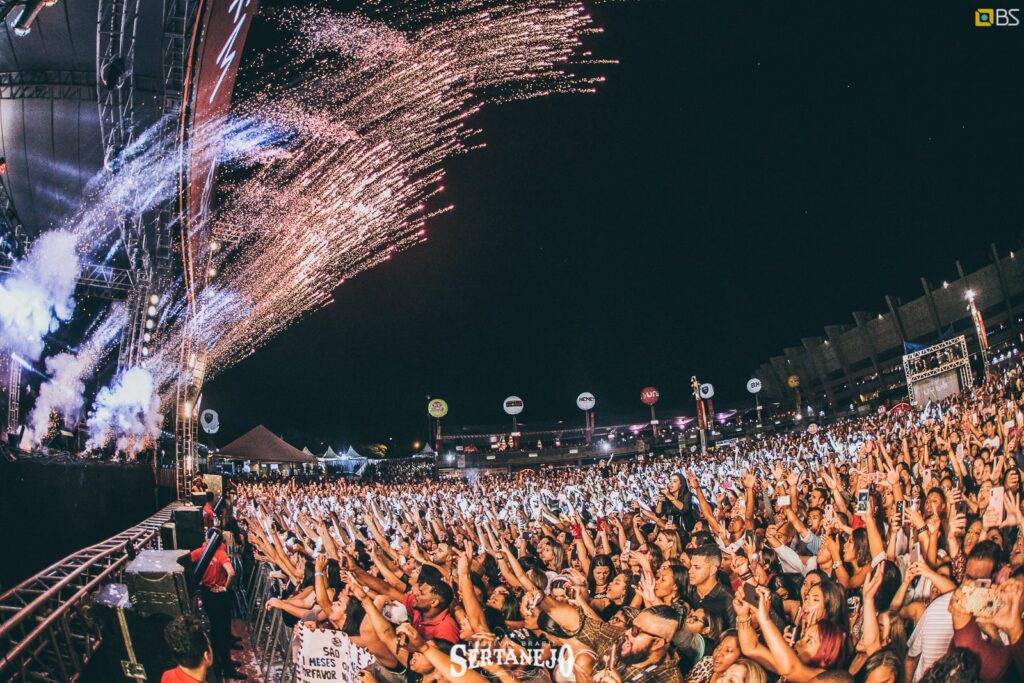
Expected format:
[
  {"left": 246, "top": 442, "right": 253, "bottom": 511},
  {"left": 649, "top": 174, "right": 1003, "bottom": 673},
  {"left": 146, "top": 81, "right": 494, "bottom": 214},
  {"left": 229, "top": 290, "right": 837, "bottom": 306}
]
[
  {"left": 161, "top": 615, "right": 213, "bottom": 682},
  {"left": 190, "top": 536, "right": 243, "bottom": 680},
  {"left": 400, "top": 576, "right": 460, "bottom": 644},
  {"left": 202, "top": 492, "right": 217, "bottom": 529}
]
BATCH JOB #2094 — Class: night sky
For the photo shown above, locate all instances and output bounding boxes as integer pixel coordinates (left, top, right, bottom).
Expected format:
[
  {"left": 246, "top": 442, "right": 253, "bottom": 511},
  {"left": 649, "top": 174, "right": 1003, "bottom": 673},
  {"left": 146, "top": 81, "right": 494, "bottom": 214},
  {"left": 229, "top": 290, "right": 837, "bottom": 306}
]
[{"left": 203, "top": 2, "right": 1024, "bottom": 451}]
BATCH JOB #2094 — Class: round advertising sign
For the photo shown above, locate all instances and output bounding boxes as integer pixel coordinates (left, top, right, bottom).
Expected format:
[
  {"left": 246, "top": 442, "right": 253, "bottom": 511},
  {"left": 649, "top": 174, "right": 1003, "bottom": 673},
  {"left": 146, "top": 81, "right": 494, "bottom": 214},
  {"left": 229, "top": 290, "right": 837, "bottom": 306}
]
[
  {"left": 576, "top": 392, "right": 596, "bottom": 411},
  {"left": 427, "top": 399, "right": 449, "bottom": 419},
  {"left": 503, "top": 396, "right": 524, "bottom": 416},
  {"left": 787, "top": 374, "right": 801, "bottom": 389},
  {"left": 699, "top": 383, "right": 715, "bottom": 400},
  {"left": 746, "top": 378, "right": 762, "bottom": 394},
  {"left": 200, "top": 409, "right": 220, "bottom": 435},
  {"left": 640, "top": 387, "right": 660, "bottom": 406}
]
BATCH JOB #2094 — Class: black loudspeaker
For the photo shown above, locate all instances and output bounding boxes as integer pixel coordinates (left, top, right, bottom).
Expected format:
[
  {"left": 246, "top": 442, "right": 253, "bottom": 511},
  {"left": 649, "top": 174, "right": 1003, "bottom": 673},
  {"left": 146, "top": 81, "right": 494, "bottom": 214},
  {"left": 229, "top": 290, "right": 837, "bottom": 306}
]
[
  {"left": 191, "top": 493, "right": 207, "bottom": 507},
  {"left": 172, "top": 507, "right": 204, "bottom": 550},
  {"left": 124, "top": 550, "right": 193, "bottom": 619},
  {"left": 174, "top": 506, "right": 202, "bottom": 530},
  {"left": 160, "top": 523, "right": 177, "bottom": 550},
  {"left": 89, "top": 583, "right": 176, "bottom": 682}
]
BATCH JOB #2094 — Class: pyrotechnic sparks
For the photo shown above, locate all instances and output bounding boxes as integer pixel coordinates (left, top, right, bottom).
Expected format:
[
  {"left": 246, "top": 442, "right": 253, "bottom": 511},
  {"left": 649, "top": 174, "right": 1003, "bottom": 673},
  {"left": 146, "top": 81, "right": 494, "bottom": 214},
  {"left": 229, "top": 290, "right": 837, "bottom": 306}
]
[
  {"left": 24, "top": 306, "right": 127, "bottom": 445},
  {"left": 150, "top": 0, "right": 607, "bottom": 383},
  {"left": 1, "top": 1, "right": 610, "bottom": 436},
  {"left": 0, "top": 231, "right": 79, "bottom": 360},
  {"left": 87, "top": 366, "right": 163, "bottom": 455}
]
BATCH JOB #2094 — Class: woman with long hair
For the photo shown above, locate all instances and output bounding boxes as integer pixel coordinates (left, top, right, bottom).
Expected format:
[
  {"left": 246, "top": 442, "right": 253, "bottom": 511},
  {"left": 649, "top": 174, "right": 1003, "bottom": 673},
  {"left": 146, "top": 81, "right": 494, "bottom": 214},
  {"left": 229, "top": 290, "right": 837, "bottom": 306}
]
[
  {"left": 586, "top": 554, "right": 616, "bottom": 598},
  {"left": 734, "top": 591, "right": 849, "bottom": 683},
  {"left": 683, "top": 630, "right": 742, "bottom": 683}
]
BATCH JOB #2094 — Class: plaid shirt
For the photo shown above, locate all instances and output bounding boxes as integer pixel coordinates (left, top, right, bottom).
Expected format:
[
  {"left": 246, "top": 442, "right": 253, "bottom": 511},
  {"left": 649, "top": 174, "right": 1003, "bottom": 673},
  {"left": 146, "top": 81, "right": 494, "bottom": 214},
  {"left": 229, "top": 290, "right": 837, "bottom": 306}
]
[{"left": 570, "top": 614, "right": 683, "bottom": 683}]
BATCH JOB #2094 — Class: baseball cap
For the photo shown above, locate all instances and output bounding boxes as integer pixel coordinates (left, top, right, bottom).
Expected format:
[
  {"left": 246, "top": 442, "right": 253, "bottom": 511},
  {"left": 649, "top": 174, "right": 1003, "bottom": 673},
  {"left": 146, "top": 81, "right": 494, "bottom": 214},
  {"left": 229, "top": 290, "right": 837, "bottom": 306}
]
[{"left": 380, "top": 601, "right": 409, "bottom": 625}]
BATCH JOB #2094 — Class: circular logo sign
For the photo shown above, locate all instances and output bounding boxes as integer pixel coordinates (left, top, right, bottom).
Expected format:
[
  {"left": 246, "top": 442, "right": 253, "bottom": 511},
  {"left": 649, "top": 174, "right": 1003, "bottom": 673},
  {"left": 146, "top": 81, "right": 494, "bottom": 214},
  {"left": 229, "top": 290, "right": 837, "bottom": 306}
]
[
  {"left": 787, "top": 374, "right": 800, "bottom": 389},
  {"left": 576, "top": 392, "right": 596, "bottom": 411},
  {"left": 200, "top": 409, "right": 220, "bottom": 435},
  {"left": 746, "top": 378, "right": 762, "bottom": 394},
  {"left": 640, "top": 387, "right": 660, "bottom": 406},
  {"left": 699, "top": 383, "right": 715, "bottom": 399},
  {"left": 427, "top": 399, "right": 448, "bottom": 419},
  {"left": 503, "top": 396, "right": 524, "bottom": 416}
]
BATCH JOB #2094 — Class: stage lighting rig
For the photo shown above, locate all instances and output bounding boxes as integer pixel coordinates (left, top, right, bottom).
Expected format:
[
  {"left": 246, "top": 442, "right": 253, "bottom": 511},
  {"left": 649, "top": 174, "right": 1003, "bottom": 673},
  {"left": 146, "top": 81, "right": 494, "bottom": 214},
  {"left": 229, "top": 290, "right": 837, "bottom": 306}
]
[{"left": 11, "top": 0, "right": 61, "bottom": 37}]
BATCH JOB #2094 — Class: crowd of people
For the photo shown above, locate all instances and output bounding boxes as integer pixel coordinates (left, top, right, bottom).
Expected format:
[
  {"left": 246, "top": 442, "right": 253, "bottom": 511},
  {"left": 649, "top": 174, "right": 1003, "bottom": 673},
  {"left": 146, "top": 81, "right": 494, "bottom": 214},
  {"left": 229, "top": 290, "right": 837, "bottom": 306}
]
[{"left": 162, "top": 361, "right": 1024, "bottom": 683}]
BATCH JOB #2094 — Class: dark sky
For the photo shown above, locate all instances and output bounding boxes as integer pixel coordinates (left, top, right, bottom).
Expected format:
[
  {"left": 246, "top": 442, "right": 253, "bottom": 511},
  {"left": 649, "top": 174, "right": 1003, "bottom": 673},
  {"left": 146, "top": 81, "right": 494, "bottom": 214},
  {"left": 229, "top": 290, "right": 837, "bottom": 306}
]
[{"left": 203, "top": 2, "right": 1024, "bottom": 451}]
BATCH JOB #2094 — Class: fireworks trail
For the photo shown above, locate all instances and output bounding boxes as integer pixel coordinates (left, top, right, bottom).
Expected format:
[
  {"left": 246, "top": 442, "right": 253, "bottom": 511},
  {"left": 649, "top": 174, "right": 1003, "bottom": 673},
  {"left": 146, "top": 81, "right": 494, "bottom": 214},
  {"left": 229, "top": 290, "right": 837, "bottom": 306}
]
[
  {"left": 149, "top": 0, "right": 608, "bottom": 385},
  {"left": 1, "top": 0, "right": 610, "bottom": 428}
]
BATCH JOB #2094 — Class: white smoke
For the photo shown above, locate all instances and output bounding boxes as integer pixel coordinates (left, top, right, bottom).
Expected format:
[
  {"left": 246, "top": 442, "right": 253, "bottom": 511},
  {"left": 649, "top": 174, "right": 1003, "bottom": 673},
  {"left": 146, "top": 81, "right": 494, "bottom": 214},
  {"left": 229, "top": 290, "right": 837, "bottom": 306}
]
[
  {"left": 87, "top": 367, "right": 163, "bottom": 455},
  {"left": 0, "top": 231, "right": 80, "bottom": 360},
  {"left": 24, "top": 307, "right": 126, "bottom": 446}
]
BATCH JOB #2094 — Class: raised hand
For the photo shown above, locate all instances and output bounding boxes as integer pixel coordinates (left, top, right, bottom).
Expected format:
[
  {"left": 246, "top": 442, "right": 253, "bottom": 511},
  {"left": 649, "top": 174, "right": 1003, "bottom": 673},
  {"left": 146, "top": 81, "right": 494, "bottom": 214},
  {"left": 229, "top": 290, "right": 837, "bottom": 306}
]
[
  {"left": 862, "top": 563, "right": 884, "bottom": 600},
  {"left": 976, "top": 578, "right": 1024, "bottom": 639}
]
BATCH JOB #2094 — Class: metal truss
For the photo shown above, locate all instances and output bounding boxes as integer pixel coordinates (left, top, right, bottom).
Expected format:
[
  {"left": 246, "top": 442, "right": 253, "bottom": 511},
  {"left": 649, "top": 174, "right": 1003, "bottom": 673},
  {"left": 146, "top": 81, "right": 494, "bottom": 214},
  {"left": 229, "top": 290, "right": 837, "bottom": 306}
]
[
  {"left": 903, "top": 335, "right": 974, "bottom": 406},
  {"left": 0, "top": 255, "right": 134, "bottom": 300},
  {"left": 2, "top": 354, "right": 19, "bottom": 437},
  {"left": 162, "top": 0, "right": 198, "bottom": 115},
  {"left": 0, "top": 70, "right": 95, "bottom": 101},
  {"left": 0, "top": 503, "right": 180, "bottom": 683},
  {"left": 97, "top": 0, "right": 143, "bottom": 169},
  {"left": 0, "top": 71, "right": 158, "bottom": 102}
]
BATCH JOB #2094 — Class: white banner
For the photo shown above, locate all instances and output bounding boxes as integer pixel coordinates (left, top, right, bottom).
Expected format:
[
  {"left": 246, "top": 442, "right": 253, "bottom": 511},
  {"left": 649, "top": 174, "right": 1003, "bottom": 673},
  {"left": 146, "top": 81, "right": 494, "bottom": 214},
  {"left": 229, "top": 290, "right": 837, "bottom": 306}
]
[{"left": 295, "top": 628, "right": 375, "bottom": 683}]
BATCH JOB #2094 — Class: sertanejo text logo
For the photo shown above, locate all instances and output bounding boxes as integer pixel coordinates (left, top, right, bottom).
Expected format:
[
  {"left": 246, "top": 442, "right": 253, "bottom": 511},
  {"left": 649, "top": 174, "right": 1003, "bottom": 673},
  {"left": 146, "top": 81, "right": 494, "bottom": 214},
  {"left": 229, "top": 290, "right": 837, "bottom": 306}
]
[{"left": 975, "top": 8, "right": 1020, "bottom": 26}]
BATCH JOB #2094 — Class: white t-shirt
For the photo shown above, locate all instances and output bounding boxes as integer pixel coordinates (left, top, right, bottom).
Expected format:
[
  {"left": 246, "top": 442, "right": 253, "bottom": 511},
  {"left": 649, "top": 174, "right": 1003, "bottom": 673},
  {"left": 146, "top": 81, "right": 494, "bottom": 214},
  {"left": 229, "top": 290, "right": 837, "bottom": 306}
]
[{"left": 906, "top": 592, "right": 953, "bottom": 682}]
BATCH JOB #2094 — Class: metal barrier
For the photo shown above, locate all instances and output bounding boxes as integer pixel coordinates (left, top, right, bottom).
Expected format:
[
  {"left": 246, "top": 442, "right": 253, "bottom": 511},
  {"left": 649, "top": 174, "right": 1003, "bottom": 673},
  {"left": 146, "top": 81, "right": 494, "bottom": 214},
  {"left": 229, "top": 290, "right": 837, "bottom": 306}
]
[
  {"left": 246, "top": 561, "right": 295, "bottom": 683},
  {"left": 0, "top": 503, "right": 180, "bottom": 683}
]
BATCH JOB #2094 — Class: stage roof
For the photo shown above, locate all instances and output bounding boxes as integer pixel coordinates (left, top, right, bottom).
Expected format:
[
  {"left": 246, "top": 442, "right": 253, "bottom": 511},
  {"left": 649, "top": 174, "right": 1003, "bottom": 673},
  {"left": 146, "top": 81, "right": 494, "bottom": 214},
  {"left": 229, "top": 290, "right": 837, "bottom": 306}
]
[
  {"left": 218, "top": 425, "right": 317, "bottom": 464},
  {"left": 0, "top": 3, "right": 164, "bottom": 235}
]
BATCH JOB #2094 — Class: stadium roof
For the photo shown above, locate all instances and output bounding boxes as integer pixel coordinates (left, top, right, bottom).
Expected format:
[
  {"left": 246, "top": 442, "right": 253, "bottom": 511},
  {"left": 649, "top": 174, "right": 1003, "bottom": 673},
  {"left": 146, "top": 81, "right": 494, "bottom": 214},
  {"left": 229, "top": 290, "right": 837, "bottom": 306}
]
[{"left": 0, "top": 3, "right": 163, "bottom": 235}]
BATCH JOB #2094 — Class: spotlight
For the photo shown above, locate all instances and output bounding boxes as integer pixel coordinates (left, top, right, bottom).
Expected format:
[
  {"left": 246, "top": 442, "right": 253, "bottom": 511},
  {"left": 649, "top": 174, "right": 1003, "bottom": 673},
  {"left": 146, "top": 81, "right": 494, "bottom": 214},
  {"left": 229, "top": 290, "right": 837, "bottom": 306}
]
[
  {"left": 141, "top": 347, "right": 149, "bottom": 357},
  {"left": 208, "top": 267, "right": 217, "bottom": 277},
  {"left": 966, "top": 289, "right": 975, "bottom": 302},
  {"left": 147, "top": 305, "right": 157, "bottom": 316},
  {"left": 13, "top": 0, "right": 60, "bottom": 37},
  {"left": 149, "top": 294, "right": 159, "bottom": 305},
  {"left": 143, "top": 333, "right": 152, "bottom": 343},
  {"left": 145, "top": 319, "right": 154, "bottom": 330}
]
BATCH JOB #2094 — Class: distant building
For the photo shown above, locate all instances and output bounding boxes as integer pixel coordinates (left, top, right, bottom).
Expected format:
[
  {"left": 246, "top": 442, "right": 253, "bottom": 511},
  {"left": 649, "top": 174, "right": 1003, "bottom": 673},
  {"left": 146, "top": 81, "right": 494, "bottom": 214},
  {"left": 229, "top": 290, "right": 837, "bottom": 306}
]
[{"left": 753, "top": 244, "right": 1024, "bottom": 411}]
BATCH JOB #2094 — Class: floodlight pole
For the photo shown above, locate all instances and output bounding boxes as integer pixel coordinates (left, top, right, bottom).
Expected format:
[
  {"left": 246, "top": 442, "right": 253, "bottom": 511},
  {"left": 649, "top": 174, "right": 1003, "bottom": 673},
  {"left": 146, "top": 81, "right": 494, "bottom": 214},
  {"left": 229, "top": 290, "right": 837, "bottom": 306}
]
[
  {"left": 966, "top": 290, "right": 990, "bottom": 379},
  {"left": 691, "top": 375, "right": 707, "bottom": 457}
]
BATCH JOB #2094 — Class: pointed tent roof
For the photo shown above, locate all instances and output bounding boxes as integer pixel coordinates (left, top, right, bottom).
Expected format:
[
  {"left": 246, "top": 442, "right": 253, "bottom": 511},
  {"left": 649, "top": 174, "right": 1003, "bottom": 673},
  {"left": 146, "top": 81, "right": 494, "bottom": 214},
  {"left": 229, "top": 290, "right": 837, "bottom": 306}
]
[
  {"left": 413, "top": 444, "right": 437, "bottom": 459},
  {"left": 302, "top": 447, "right": 315, "bottom": 456},
  {"left": 218, "top": 426, "right": 316, "bottom": 464},
  {"left": 343, "top": 446, "right": 366, "bottom": 460},
  {"left": 321, "top": 446, "right": 341, "bottom": 460}
]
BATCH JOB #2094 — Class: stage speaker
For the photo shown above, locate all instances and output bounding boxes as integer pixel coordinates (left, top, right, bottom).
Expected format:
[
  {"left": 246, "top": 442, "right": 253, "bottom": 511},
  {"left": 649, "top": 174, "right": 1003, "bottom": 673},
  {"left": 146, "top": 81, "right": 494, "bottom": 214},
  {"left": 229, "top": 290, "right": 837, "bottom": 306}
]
[
  {"left": 90, "top": 583, "right": 176, "bottom": 681},
  {"left": 160, "top": 522, "right": 177, "bottom": 550},
  {"left": 125, "top": 550, "right": 192, "bottom": 619},
  {"left": 191, "top": 493, "right": 207, "bottom": 507},
  {"left": 172, "top": 507, "right": 204, "bottom": 550}
]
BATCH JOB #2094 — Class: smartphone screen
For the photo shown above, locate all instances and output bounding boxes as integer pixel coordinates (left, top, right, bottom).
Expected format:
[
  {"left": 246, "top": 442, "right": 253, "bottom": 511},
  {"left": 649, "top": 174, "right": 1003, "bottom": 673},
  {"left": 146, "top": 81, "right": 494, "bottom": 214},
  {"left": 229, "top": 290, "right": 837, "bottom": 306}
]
[
  {"left": 856, "top": 490, "right": 869, "bottom": 513},
  {"left": 743, "top": 582, "right": 760, "bottom": 606}
]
